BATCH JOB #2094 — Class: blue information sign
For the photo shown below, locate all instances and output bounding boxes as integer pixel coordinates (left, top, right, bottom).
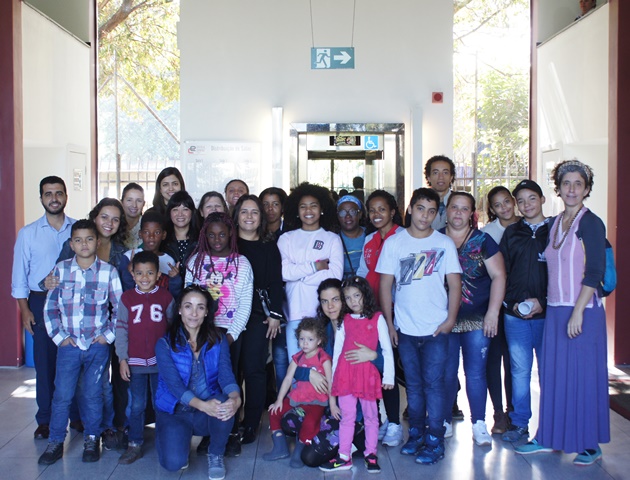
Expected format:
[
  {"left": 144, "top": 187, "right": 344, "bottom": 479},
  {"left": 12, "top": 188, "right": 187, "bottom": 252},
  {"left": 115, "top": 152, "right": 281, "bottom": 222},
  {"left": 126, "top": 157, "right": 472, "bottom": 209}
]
[{"left": 311, "top": 47, "right": 355, "bottom": 70}]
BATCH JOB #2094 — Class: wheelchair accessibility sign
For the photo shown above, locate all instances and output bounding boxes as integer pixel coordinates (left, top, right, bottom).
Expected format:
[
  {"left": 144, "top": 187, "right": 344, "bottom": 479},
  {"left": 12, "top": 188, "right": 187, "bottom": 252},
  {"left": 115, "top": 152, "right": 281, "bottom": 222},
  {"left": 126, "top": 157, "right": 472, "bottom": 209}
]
[
  {"left": 364, "top": 135, "right": 379, "bottom": 150},
  {"left": 311, "top": 47, "right": 355, "bottom": 69}
]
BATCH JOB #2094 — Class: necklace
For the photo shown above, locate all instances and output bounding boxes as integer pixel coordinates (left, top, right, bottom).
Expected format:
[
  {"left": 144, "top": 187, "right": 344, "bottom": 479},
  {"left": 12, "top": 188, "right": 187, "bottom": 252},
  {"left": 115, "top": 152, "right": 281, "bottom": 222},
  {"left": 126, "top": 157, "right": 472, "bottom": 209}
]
[
  {"left": 448, "top": 226, "right": 473, "bottom": 253},
  {"left": 552, "top": 210, "right": 579, "bottom": 249}
]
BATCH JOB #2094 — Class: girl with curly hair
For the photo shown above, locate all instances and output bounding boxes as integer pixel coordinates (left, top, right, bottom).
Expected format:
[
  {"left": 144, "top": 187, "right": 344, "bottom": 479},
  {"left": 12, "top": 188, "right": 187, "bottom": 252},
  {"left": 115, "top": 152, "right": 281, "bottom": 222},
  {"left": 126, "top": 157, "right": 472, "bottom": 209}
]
[
  {"left": 278, "top": 183, "right": 344, "bottom": 359},
  {"left": 263, "top": 317, "right": 332, "bottom": 468}
]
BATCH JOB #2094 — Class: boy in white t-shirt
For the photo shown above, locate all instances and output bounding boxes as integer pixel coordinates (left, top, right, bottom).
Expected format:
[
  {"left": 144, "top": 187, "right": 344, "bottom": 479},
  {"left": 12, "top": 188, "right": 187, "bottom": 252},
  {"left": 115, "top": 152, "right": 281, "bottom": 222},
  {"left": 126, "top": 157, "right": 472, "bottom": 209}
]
[{"left": 377, "top": 187, "right": 462, "bottom": 466}]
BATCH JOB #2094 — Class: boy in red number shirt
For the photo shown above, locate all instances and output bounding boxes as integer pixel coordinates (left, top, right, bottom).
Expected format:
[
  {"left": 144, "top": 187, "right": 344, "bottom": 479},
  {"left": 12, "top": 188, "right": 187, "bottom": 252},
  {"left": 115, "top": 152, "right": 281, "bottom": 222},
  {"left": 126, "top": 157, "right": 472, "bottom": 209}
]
[{"left": 116, "top": 250, "right": 175, "bottom": 464}]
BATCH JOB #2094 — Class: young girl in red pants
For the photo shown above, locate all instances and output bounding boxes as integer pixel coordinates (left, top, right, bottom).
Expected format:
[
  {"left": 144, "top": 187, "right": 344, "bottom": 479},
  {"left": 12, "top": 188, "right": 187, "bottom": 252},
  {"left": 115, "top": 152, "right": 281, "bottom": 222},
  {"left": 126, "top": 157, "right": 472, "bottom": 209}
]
[{"left": 263, "top": 317, "right": 334, "bottom": 468}]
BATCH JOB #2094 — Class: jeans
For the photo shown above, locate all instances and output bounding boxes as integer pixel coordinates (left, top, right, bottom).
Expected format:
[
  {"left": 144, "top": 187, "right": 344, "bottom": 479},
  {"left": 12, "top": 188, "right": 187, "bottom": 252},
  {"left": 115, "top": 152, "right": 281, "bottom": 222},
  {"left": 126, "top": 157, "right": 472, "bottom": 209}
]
[
  {"left": 444, "top": 329, "right": 491, "bottom": 424},
  {"left": 49, "top": 342, "right": 109, "bottom": 442},
  {"left": 285, "top": 320, "right": 300, "bottom": 360},
  {"left": 156, "top": 395, "right": 233, "bottom": 471},
  {"left": 504, "top": 314, "right": 544, "bottom": 428},
  {"left": 128, "top": 371, "right": 158, "bottom": 444},
  {"left": 272, "top": 327, "right": 289, "bottom": 388},
  {"left": 397, "top": 331, "right": 448, "bottom": 439},
  {"left": 29, "top": 293, "right": 80, "bottom": 426}
]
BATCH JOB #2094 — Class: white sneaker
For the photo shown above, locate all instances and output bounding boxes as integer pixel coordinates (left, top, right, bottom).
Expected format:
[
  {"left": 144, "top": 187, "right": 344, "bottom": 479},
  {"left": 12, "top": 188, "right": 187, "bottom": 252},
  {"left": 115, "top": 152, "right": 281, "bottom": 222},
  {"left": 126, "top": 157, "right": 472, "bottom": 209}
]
[
  {"left": 472, "top": 420, "right": 492, "bottom": 446},
  {"left": 444, "top": 421, "right": 453, "bottom": 438},
  {"left": 382, "top": 423, "right": 403, "bottom": 447},
  {"left": 378, "top": 419, "right": 389, "bottom": 441}
]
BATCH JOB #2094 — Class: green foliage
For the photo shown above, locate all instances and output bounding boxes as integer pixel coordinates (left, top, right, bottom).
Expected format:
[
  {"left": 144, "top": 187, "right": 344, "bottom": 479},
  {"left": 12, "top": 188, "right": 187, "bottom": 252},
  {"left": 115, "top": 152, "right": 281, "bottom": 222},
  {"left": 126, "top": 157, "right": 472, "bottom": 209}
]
[
  {"left": 98, "top": 0, "right": 180, "bottom": 111},
  {"left": 477, "top": 68, "right": 529, "bottom": 177},
  {"left": 454, "top": 0, "right": 529, "bottom": 48},
  {"left": 452, "top": 0, "right": 530, "bottom": 206}
]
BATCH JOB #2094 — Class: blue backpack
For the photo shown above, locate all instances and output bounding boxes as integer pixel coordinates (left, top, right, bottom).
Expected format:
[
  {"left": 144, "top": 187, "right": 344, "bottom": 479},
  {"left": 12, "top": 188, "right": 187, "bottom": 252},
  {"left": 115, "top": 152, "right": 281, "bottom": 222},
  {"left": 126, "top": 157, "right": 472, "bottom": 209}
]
[
  {"left": 602, "top": 239, "right": 617, "bottom": 297},
  {"left": 573, "top": 210, "right": 616, "bottom": 297}
]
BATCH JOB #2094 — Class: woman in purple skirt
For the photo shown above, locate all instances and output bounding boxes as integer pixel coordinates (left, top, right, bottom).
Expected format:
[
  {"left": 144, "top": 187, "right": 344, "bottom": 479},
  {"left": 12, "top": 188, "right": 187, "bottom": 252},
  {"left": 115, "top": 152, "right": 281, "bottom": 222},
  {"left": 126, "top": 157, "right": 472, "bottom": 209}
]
[{"left": 515, "top": 160, "right": 610, "bottom": 466}]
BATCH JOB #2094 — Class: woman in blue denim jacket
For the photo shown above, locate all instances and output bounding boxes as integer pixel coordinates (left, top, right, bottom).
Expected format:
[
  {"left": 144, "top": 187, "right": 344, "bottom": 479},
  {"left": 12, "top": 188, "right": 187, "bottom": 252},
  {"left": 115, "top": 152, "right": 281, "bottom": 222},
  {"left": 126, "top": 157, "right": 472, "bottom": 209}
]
[{"left": 155, "top": 285, "right": 241, "bottom": 480}]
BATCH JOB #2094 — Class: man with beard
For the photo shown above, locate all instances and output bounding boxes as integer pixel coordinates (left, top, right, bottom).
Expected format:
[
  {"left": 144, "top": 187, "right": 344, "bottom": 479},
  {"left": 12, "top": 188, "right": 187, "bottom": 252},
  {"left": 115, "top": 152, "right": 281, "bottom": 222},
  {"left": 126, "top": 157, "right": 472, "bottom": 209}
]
[
  {"left": 12, "top": 176, "right": 80, "bottom": 439},
  {"left": 424, "top": 155, "right": 456, "bottom": 230}
]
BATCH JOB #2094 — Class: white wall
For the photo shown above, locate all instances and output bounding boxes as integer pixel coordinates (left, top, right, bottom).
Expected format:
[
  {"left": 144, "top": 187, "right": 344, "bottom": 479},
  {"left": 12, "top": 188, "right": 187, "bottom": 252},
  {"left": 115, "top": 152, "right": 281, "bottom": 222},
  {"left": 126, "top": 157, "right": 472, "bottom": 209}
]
[
  {"left": 22, "top": 4, "right": 92, "bottom": 224},
  {"left": 179, "top": 0, "right": 453, "bottom": 199},
  {"left": 536, "top": 5, "right": 608, "bottom": 223}
]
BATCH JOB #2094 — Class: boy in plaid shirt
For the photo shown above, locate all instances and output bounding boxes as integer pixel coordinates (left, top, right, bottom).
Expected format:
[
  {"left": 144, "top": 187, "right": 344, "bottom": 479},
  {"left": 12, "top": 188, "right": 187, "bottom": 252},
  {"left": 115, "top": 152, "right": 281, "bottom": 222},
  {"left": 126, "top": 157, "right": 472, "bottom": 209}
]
[{"left": 38, "top": 219, "right": 122, "bottom": 465}]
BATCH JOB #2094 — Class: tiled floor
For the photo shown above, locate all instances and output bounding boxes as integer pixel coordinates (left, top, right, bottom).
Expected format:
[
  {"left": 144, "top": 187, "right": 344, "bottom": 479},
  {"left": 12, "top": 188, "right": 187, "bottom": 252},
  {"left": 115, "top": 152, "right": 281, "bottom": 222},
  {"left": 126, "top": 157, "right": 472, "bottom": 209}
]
[{"left": 1, "top": 366, "right": 629, "bottom": 479}]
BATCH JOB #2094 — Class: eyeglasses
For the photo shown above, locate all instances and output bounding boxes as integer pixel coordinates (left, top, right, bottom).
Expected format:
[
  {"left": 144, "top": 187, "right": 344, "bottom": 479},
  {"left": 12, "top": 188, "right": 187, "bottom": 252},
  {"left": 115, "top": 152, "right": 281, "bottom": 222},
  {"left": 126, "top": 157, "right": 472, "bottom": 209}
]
[{"left": 337, "top": 209, "right": 359, "bottom": 218}]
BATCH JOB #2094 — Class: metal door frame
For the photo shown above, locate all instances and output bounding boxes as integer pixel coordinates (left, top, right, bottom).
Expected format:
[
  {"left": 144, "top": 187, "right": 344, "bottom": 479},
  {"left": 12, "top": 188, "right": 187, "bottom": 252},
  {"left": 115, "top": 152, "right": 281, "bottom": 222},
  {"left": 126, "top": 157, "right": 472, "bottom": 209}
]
[{"left": 289, "top": 123, "right": 405, "bottom": 210}]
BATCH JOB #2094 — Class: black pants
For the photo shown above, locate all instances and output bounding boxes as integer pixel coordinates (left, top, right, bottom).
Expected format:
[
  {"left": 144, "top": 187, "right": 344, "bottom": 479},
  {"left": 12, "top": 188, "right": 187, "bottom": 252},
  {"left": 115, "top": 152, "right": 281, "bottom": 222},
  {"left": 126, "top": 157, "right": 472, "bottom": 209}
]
[
  {"left": 110, "top": 347, "right": 129, "bottom": 429},
  {"left": 486, "top": 312, "right": 513, "bottom": 413},
  {"left": 29, "top": 293, "right": 80, "bottom": 425},
  {"left": 239, "top": 315, "right": 268, "bottom": 429},
  {"left": 380, "top": 347, "right": 401, "bottom": 424},
  {"left": 218, "top": 328, "right": 242, "bottom": 434}
]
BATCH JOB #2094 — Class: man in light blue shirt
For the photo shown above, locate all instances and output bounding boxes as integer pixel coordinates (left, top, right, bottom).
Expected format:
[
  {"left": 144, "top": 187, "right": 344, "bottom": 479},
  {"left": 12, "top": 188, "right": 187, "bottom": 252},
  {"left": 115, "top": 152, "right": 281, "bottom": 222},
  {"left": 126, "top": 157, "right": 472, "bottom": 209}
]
[
  {"left": 11, "top": 176, "right": 78, "bottom": 440},
  {"left": 337, "top": 195, "right": 366, "bottom": 279}
]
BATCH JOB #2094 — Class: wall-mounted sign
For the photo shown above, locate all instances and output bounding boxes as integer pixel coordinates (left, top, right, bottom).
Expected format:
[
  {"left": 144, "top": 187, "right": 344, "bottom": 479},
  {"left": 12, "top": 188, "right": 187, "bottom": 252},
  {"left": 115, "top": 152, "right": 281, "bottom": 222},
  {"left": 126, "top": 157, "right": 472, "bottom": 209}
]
[
  {"left": 363, "top": 135, "right": 380, "bottom": 150},
  {"left": 311, "top": 47, "right": 355, "bottom": 69},
  {"left": 181, "top": 141, "right": 261, "bottom": 204}
]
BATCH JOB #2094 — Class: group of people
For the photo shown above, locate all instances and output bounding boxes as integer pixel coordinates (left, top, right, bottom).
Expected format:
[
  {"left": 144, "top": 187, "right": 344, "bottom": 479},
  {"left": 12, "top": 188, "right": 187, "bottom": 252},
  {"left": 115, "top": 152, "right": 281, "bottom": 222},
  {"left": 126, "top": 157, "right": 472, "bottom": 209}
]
[{"left": 11, "top": 156, "right": 610, "bottom": 479}]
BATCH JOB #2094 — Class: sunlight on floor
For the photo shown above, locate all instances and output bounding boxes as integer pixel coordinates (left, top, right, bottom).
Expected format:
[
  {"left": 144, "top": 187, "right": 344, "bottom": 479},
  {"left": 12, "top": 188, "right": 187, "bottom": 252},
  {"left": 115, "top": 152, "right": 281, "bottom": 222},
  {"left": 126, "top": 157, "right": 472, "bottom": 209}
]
[{"left": 12, "top": 378, "right": 36, "bottom": 399}]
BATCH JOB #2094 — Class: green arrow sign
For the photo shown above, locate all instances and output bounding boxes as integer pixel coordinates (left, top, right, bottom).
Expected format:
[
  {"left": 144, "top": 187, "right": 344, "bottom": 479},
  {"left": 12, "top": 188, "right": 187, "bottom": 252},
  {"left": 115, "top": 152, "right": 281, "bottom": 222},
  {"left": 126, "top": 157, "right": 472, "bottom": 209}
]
[{"left": 311, "top": 47, "right": 355, "bottom": 70}]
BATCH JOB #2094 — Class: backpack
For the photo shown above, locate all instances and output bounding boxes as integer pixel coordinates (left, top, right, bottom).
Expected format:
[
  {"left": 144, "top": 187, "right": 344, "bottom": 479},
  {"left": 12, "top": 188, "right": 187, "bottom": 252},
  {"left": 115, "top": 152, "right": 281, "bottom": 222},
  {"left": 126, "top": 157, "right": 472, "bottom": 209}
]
[
  {"left": 574, "top": 209, "right": 616, "bottom": 297},
  {"left": 602, "top": 239, "right": 617, "bottom": 297}
]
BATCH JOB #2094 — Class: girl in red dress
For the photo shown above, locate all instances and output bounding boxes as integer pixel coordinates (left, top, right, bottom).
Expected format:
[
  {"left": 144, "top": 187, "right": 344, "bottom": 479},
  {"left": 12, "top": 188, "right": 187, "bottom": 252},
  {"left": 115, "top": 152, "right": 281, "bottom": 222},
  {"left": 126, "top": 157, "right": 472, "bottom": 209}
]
[
  {"left": 321, "top": 276, "right": 395, "bottom": 474},
  {"left": 264, "top": 318, "right": 333, "bottom": 468}
]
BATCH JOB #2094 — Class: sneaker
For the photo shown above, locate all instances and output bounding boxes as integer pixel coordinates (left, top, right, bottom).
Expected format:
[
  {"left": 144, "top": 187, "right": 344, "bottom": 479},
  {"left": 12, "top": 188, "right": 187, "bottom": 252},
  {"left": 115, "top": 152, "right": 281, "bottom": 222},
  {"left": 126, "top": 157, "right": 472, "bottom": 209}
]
[
  {"left": 364, "top": 453, "right": 381, "bottom": 473},
  {"left": 491, "top": 411, "right": 509, "bottom": 434},
  {"left": 101, "top": 428, "right": 119, "bottom": 451},
  {"left": 319, "top": 455, "right": 353, "bottom": 472},
  {"left": 38, "top": 441, "right": 63, "bottom": 465},
  {"left": 415, "top": 435, "right": 445, "bottom": 465},
  {"left": 224, "top": 433, "right": 241, "bottom": 457},
  {"left": 514, "top": 438, "right": 553, "bottom": 455},
  {"left": 400, "top": 427, "right": 425, "bottom": 455},
  {"left": 82, "top": 435, "right": 100, "bottom": 463},
  {"left": 118, "top": 443, "right": 142, "bottom": 465},
  {"left": 573, "top": 447, "right": 602, "bottom": 466},
  {"left": 444, "top": 421, "right": 453, "bottom": 439},
  {"left": 208, "top": 453, "right": 226, "bottom": 480},
  {"left": 501, "top": 425, "right": 529, "bottom": 443},
  {"left": 382, "top": 423, "right": 403, "bottom": 447},
  {"left": 472, "top": 420, "right": 492, "bottom": 446},
  {"left": 378, "top": 419, "right": 389, "bottom": 441},
  {"left": 197, "top": 435, "right": 211, "bottom": 456}
]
